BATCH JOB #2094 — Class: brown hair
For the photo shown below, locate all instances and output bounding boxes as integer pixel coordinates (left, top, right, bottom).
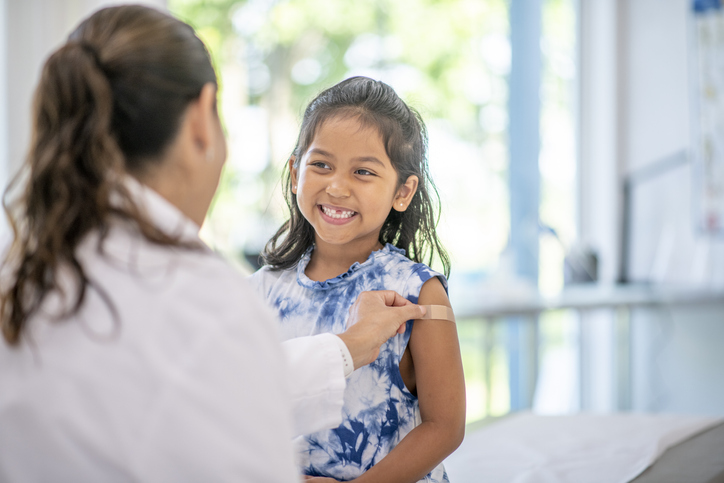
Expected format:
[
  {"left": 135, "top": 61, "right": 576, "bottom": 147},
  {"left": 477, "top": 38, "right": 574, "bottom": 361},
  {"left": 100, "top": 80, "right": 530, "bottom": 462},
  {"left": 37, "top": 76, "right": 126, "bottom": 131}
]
[{"left": 1, "top": 5, "right": 216, "bottom": 345}]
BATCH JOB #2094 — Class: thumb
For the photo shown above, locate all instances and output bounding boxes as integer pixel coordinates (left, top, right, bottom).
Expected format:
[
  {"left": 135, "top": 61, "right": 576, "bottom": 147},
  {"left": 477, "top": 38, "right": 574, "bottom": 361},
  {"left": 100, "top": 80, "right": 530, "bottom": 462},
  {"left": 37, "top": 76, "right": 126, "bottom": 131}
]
[{"left": 395, "top": 303, "right": 425, "bottom": 323}]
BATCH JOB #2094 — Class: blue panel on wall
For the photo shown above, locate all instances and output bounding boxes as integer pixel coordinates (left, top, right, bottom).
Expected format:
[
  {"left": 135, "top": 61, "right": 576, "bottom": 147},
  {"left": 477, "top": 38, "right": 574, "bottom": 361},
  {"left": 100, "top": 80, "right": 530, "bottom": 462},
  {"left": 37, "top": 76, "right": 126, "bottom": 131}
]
[{"left": 693, "top": 0, "right": 721, "bottom": 14}]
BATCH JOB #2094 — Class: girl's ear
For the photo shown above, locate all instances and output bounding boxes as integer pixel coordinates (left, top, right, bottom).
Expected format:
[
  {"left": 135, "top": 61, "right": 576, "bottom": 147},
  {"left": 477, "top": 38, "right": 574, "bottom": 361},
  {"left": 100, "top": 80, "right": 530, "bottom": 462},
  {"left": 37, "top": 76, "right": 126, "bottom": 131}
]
[
  {"left": 393, "top": 175, "right": 419, "bottom": 212},
  {"left": 289, "top": 156, "right": 299, "bottom": 194}
]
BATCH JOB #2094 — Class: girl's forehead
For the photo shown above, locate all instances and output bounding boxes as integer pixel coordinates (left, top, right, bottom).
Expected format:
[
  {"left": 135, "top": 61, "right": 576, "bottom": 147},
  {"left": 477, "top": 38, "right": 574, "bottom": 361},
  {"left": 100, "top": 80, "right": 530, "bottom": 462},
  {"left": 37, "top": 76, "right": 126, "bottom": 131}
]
[
  {"left": 306, "top": 116, "right": 389, "bottom": 160},
  {"left": 314, "top": 114, "right": 383, "bottom": 140}
]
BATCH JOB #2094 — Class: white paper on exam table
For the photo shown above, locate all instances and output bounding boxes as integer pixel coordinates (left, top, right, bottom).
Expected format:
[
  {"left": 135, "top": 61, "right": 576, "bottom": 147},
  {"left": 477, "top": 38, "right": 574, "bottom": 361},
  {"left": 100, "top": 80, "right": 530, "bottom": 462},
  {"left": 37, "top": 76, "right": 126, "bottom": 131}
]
[{"left": 443, "top": 412, "right": 722, "bottom": 483}]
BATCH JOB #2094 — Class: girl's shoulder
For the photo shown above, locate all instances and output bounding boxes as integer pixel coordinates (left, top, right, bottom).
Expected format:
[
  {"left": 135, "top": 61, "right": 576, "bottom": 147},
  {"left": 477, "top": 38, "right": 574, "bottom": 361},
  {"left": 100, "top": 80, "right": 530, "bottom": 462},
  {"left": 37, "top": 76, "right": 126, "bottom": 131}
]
[{"left": 374, "top": 244, "right": 448, "bottom": 295}]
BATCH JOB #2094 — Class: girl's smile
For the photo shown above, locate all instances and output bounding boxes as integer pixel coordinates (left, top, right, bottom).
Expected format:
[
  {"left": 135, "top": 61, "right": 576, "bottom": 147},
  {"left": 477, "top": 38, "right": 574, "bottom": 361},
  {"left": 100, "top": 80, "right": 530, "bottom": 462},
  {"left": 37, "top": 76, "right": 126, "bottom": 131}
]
[{"left": 318, "top": 204, "right": 358, "bottom": 224}]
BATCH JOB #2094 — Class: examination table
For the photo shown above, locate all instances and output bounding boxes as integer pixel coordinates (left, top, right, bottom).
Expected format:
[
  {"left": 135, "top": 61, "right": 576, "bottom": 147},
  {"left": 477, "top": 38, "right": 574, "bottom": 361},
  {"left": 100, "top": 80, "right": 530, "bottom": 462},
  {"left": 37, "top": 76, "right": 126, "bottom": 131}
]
[{"left": 443, "top": 412, "right": 724, "bottom": 483}]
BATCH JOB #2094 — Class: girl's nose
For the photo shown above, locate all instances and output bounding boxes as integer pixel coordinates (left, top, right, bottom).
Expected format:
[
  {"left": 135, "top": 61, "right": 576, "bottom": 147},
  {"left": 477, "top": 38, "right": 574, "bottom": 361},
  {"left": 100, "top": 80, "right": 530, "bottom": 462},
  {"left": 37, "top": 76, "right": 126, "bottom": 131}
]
[{"left": 325, "top": 176, "right": 351, "bottom": 198}]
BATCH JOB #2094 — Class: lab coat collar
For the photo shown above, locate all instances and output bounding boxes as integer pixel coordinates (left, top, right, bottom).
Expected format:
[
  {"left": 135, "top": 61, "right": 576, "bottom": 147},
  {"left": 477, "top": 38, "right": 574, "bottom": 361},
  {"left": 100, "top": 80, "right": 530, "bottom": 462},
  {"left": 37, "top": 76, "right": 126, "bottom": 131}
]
[{"left": 119, "top": 175, "right": 204, "bottom": 245}]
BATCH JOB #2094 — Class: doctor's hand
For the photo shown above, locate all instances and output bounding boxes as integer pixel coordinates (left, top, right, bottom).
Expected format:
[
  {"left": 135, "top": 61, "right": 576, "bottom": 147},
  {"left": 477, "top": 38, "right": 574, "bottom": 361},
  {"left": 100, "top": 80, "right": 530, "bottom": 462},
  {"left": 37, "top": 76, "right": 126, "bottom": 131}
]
[{"left": 339, "top": 290, "right": 426, "bottom": 370}]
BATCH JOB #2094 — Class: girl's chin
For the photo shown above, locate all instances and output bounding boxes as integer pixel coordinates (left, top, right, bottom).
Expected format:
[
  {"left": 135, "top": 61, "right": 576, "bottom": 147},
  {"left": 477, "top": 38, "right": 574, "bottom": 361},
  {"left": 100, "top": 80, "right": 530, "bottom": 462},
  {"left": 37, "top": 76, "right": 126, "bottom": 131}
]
[
  {"left": 314, "top": 234, "right": 381, "bottom": 251},
  {"left": 314, "top": 235, "right": 355, "bottom": 247}
]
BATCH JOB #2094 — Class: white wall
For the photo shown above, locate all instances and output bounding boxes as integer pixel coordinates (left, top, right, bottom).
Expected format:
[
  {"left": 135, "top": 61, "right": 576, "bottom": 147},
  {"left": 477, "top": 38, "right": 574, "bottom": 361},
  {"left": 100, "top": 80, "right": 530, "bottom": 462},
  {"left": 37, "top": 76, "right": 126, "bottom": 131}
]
[
  {"left": 624, "top": 0, "right": 690, "bottom": 173},
  {"left": 2, "top": 0, "right": 167, "bottom": 185},
  {"left": 624, "top": 0, "right": 724, "bottom": 286},
  {"left": 0, "top": 0, "right": 8, "bottom": 192},
  {"left": 580, "top": 0, "right": 724, "bottom": 416},
  {"left": 623, "top": 0, "right": 724, "bottom": 416}
]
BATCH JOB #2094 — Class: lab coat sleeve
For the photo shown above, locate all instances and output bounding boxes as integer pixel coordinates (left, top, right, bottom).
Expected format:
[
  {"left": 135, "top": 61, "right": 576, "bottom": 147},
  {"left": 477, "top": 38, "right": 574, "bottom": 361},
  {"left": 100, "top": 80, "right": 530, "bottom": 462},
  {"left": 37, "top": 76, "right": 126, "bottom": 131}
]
[{"left": 282, "top": 333, "right": 347, "bottom": 437}]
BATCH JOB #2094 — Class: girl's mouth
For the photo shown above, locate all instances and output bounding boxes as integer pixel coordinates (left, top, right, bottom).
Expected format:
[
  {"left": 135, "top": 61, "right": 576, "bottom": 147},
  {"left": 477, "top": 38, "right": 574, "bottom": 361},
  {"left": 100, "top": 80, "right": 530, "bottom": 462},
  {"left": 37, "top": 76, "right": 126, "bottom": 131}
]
[{"left": 318, "top": 205, "right": 357, "bottom": 224}]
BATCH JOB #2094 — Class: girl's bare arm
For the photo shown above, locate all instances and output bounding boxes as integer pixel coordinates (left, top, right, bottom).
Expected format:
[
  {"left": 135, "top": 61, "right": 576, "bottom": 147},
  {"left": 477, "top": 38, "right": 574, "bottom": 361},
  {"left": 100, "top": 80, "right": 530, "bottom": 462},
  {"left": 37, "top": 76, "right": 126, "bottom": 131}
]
[{"left": 352, "top": 277, "right": 466, "bottom": 483}]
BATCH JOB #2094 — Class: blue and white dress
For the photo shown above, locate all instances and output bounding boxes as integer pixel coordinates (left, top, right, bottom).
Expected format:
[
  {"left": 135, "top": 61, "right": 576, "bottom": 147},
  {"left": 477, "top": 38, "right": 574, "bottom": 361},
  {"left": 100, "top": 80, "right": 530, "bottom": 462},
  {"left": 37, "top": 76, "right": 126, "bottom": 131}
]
[{"left": 251, "top": 244, "right": 449, "bottom": 482}]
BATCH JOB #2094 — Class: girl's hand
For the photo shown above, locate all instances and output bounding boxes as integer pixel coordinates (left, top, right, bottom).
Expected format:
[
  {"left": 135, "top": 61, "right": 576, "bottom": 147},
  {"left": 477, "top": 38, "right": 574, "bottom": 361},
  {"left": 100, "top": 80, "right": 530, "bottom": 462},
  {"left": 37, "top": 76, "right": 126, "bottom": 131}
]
[{"left": 303, "top": 476, "right": 342, "bottom": 482}]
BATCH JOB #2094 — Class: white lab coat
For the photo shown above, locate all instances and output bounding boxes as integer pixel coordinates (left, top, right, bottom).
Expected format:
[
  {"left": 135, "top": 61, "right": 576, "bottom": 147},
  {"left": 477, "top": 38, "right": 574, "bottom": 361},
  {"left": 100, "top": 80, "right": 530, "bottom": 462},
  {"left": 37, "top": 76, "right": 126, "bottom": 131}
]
[{"left": 0, "top": 180, "right": 346, "bottom": 482}]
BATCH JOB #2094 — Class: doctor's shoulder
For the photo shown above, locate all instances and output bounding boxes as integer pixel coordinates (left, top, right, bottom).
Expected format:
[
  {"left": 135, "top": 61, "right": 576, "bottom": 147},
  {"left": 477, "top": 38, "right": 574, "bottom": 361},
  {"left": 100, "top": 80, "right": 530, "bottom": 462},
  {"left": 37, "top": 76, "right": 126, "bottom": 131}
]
[{"left": 113, "top": 241, "right": 279, "bottom": 333}]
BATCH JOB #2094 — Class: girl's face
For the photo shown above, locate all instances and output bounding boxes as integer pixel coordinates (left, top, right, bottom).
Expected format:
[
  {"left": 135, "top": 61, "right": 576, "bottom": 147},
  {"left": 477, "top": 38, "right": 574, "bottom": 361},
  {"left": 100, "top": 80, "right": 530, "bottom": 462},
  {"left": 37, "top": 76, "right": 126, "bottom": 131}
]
[{"left": 290, "top": 116, "right": 418, "bottom": 254}]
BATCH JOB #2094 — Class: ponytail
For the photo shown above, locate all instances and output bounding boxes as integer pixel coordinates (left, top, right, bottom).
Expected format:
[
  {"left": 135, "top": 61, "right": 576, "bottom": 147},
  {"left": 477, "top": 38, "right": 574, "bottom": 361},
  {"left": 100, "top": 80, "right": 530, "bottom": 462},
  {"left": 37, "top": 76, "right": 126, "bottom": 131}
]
[{"left": 1, "top": 5, "right": 216, "bottom": 345}]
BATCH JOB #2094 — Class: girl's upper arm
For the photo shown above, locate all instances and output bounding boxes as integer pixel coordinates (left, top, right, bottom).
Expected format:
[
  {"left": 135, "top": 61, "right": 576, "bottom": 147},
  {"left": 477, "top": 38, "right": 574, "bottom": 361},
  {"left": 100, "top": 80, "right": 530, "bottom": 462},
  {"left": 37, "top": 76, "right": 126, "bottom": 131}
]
[{"left": 409, "top": 276, "right": 466, "bottom": 442}]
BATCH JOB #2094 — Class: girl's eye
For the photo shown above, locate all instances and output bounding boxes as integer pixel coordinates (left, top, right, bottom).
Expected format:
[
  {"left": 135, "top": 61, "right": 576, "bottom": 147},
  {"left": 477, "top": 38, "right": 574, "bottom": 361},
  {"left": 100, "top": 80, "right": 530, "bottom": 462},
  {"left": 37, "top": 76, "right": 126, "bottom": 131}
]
[
  {"left": 355, "top": 169, "right": 375, "bottom": 176},
  {"left": 310, "top": 161, "right": 331, "bottom": 170}
]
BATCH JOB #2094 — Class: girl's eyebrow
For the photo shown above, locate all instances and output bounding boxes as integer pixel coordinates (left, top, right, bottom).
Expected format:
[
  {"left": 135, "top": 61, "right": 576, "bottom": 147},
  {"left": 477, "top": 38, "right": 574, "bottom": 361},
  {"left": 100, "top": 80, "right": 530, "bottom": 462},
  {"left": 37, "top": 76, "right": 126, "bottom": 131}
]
[
  {"left": 308, "top": 148, "right": 334, "bottom": 158},
  {"left": 354, "top": 156, "right": 387, "bottom": 167},
  {"left": 308, "top": 148, "right": 387, "bottom": 168}
]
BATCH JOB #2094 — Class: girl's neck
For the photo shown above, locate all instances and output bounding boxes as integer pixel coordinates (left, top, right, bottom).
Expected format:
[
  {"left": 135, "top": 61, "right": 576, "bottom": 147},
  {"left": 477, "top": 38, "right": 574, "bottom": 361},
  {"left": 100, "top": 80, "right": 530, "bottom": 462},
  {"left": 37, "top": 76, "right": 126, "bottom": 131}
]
[{"left": 305, "top": 238, "right": 384, "bottom": 282}]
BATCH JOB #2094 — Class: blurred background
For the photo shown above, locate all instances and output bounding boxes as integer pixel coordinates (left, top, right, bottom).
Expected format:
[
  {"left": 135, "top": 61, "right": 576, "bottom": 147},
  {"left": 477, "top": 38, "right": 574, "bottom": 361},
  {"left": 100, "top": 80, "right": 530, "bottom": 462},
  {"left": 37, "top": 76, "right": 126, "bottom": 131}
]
[{"left": 1, "top": 0, "right": 723, "bottom": 424}]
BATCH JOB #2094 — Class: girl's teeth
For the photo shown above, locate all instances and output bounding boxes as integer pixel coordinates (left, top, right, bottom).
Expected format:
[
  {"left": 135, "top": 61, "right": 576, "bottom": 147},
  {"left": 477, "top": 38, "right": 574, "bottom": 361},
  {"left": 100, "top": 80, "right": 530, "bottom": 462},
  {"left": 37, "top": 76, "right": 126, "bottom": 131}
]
[{"left": 322, "top": 206, "right": 354, "bottom": 219}]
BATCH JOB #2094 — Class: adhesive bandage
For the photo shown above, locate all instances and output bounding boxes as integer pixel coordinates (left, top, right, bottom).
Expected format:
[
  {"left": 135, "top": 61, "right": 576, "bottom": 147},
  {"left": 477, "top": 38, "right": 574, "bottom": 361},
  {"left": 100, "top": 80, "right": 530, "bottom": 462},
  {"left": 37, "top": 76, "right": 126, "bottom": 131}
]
[{"left": 419, "top": 305, "right": 456, "bottom": 322}]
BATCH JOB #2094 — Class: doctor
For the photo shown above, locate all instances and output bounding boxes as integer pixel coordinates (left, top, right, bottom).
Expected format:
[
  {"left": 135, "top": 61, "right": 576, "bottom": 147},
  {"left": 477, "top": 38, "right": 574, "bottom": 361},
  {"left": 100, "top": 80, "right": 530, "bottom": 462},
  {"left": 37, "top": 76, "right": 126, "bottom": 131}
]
[{"left": 0, "top": 5, "right": 424, "bottom": 482}]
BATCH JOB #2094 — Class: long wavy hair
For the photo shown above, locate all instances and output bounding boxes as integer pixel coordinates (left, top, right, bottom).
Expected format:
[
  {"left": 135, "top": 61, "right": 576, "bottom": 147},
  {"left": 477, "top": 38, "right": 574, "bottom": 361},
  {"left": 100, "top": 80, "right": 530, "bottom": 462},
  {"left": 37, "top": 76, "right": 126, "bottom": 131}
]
[
  {"left": 262, "top": 76, "right": 450, "bottom": 277},
  {"left": 1, "top": 5, "right": 217, "bottom": 345}
]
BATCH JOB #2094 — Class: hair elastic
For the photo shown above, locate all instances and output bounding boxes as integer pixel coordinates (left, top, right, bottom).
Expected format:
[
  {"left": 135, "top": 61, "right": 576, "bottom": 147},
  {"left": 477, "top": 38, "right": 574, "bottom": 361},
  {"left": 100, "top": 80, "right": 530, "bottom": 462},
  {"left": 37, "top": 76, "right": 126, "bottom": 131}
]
[{"left": 76, "top": 41, "right": 111, "bottom": 78}]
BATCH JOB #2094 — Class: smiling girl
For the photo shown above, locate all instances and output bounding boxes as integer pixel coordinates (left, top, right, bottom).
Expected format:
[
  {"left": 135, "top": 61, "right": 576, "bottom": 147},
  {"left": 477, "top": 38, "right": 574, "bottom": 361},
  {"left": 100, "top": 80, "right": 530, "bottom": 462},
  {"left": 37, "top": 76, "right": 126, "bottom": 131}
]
[{"left": 251, "top": 77, "right": 465, "bottom": 483}]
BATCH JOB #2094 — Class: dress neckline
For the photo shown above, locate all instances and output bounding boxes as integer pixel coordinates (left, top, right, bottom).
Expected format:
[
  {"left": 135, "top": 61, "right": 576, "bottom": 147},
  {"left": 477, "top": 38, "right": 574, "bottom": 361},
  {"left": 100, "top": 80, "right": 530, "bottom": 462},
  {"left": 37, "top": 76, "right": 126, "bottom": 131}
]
[{"left": 296, "top": 243, "right": 406, "bottom": 290}]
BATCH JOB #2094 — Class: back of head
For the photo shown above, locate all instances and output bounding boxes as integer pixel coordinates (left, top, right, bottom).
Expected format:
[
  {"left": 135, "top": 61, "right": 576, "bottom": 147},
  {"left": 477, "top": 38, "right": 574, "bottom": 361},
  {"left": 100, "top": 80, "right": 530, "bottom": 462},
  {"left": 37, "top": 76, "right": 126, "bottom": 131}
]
[
  {"left": 1, "top": 5, "right": 216, "bottom": 345},
  {"left": 263, "top": 76, "right": 450, "bottom": 276},
  {"left": 63, "top": 5, "right": 216, "bottom": 170}
]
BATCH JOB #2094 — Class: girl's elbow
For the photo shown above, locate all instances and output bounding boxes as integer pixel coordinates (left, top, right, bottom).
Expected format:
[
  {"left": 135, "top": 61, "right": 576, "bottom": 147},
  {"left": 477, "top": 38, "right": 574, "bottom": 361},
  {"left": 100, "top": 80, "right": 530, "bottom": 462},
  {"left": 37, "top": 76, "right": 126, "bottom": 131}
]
[
  {"left": 440, "top": 411, "right": 466, "bottom": 452},
  {"left": 451, "top": 395, "right": 466, "bottom": 446},
  {"left": 451, "top": 417, "right": 466, "bottom": 450},
  {"left": 438, "top": 421, "right": 465, "bottom": 457},
  {"left": 450, "top": 420, "right": 465, "bottom": 453}
]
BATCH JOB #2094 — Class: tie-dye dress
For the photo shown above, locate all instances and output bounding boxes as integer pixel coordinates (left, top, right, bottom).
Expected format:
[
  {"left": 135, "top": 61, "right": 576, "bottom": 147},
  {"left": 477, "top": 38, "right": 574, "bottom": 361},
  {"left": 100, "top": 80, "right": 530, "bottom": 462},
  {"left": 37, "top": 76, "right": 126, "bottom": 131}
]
[{"left": 250, "top": 243, "right": 449, "bottom": 482}]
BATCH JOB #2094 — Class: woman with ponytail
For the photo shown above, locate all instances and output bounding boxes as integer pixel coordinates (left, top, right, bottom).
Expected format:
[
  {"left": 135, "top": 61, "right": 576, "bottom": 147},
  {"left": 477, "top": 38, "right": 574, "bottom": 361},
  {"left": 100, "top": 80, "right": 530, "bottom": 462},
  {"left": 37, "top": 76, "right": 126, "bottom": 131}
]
[{"left": 0, "top": 6, "right": 423, "bottom": 482}]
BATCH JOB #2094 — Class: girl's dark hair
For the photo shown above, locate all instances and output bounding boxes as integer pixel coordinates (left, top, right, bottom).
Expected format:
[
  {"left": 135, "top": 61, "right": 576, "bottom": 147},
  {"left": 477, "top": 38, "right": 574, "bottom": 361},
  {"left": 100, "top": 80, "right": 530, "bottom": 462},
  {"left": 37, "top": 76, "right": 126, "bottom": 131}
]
[
  {"left": 1, "top": 5, "right": 216, "bottom": 345},
  {"left": 263, "top": 76, "right": 450, "bottom": 277}
]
